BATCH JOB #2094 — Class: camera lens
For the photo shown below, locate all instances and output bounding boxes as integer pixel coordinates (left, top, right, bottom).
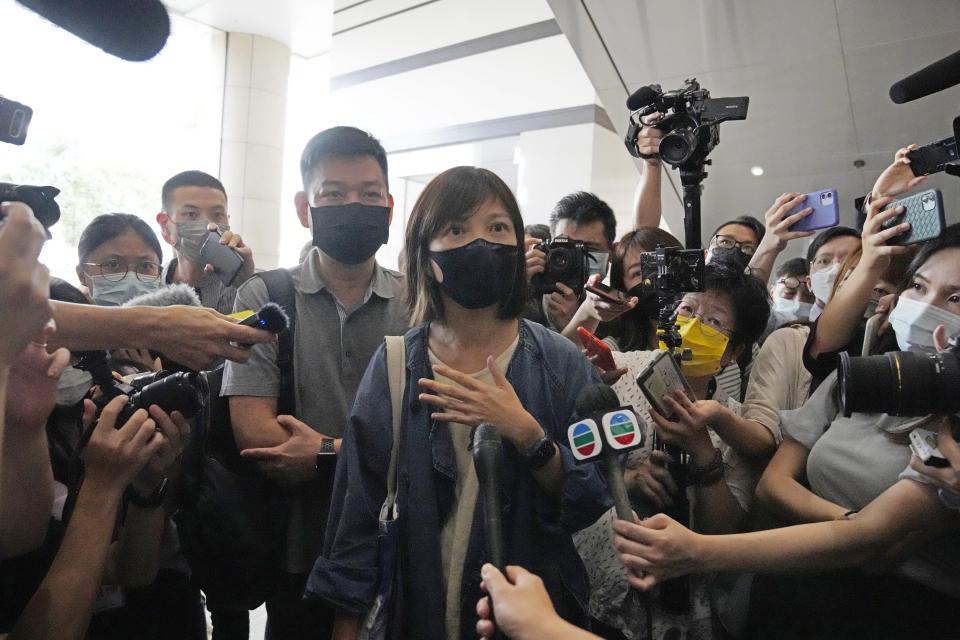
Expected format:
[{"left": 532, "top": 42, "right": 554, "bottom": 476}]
[
  {"left": 660, "top": 128, "right": 699, "bottom": 166},
  {"left": 838, "top": 350, "right": 960, "bottom": 417},
  {"left": 548, "top": 247, "right": 572, "bottom": 273},
  {"left": 132, "top": 372, "right": 205, "bottom": 420}
]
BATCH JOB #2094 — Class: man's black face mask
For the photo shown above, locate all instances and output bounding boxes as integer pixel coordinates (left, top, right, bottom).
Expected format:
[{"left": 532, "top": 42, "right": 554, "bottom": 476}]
[{"left": 310, "top": 203, "right": 389, "bottom": 264}]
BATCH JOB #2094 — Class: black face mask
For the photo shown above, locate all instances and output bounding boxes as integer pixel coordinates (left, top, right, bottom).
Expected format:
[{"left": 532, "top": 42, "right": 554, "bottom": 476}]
[
  {"left": 310, "top": 203, "right": 389, "bottom": 264},
  {"left": 708, "top": 246, "right": 750, "bottom": 272},
  {"left": 627, "top": 284, "right": 660, "bottom": 318},
  {"left": 429, "top": 239, "right": 519, "bottom": 310}
]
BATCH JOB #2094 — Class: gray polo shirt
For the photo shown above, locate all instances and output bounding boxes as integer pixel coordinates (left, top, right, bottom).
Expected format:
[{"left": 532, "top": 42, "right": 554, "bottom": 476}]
[
  {"left": 162, "top": 257, "right": 241, "bottom": 315},
  {"left": 220, "top": 247, "right": 408, "bottom": 572}
]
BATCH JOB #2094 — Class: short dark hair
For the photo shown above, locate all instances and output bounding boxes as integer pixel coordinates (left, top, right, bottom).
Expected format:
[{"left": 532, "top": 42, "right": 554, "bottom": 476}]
[
  {"left": 78, "top": 213, "right": 163, "bottom": 266},
  {"left": 299, "top": 126, "right": 388, "bottom": 191},
  {"left": 161, "top": 170, "right": 226, "bottom": 213},
  {"left": 775, "top": 256, "right": 809, "bottom": 280},
  {"left": 525, "top": 223, "right": 551, "bottom": 243},
  {"left": 549, "top": 191, "right": 616, "bottom": 247},
  {"left": 806, "top": 225, "right": 860, "bottom": 263},
  {"left": 711, "top": 215, "right": 765, "bottom": 245},
  {"left": 702, "top": 262, "right": 770, "bottom": 349},
  {"left": 610, "top": 226, "right": 683, "bottom": 291},
  {"left": 404, "top": 166, "right": 527, "bottom": 325}
]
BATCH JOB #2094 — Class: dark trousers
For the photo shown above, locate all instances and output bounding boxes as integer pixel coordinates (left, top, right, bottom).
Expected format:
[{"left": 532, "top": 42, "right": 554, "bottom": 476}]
[
  {"left": 210, "top": 606, "right": 250, "bottom": 640},
  {"left": 88, "top": 570, "right": 207, "bottom": 640},
  {"left": 264, "top": 572, "right": 333, "bottom": 640}
]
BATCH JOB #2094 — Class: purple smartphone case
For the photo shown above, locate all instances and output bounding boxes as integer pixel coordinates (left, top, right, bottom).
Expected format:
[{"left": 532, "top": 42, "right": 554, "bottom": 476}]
[{"left": 787, "top": 188, "right": 839, "bottom": 232}]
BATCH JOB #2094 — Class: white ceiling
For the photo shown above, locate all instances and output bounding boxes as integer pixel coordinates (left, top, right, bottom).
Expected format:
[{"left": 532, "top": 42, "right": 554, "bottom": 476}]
[
  {"left": 163, "top": 0, "right": 333, "bottom": 57},
  {"left": 549, "top": 0, "right": 960, "bottom": 256}
]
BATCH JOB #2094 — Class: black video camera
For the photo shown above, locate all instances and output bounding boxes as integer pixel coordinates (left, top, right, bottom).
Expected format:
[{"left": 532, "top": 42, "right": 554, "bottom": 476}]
[
  {"left": 75, "top": 350, "right": 205, "bottom": 428},
  {"left": 625, "top": 78, "right": 749, "bottom": 168},
  {"left": 0, "top": 183, "right": 61, "bottom": 232},
  {"left": 531, "top": 236, "right": 608, "bottom": 296},
  {"left": 638, "top": 246, "right": 705, "bottom": 297},
  {"left": 838, "top": 338, "right": 960, "bottom": 417}
]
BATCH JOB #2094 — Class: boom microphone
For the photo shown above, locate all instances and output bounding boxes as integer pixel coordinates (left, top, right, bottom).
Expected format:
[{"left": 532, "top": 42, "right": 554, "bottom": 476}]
[
  {"left": 472, "top": 423, "right": 506, "bottom": 570},
  {"left": 890, "top": 48, "right": 960, "bottom": 104},
  {"left": 15, "top": 0, "right": 171, "bottom": 62},
  {"left": 626, "top": 84, "right": 661, "bottom": 112}
]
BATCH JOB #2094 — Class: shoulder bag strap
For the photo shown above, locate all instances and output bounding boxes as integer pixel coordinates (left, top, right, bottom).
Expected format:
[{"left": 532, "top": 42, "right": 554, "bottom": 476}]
[
  {"left": 257, "top": 269, "right": 298, "bottom": 416},
  {"left": 380, "top": 335, "right": 406, "bottom": 521}
]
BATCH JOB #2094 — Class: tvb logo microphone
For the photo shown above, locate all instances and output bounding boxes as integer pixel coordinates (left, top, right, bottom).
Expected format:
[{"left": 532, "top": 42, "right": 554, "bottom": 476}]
[{"left": 567, "top": 407, "right": 643, "bottom": 462}]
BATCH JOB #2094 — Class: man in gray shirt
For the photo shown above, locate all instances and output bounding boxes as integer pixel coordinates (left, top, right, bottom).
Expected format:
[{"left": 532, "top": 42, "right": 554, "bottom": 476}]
[
  {"left": 157, "top": 170, "right": 256, "bottom": 314},
  {"left": 221, "top": 126, "right": 408, "bottom": 639}
]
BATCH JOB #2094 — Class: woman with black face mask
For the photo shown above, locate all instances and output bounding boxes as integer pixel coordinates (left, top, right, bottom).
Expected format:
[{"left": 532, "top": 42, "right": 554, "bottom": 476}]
[{"left": 310, "top": 166, "right": 611, "bottom": 640}]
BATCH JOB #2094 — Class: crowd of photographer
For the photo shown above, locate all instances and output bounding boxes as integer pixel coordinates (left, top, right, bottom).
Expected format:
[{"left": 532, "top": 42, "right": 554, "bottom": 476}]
[{"left": 2, "top": 92, "right": 960, "bottom": 640}]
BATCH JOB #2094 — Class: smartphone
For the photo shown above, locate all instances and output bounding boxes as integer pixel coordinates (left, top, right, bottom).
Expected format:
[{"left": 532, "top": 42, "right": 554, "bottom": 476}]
[
  {"left": 0, "top": 97, "right": 32, "bottom": 146},
  {"left": 909, "top": 428, "right": 950, "bottom": 468},
  {"left": 787, "top": 189, "right": 839, "bottom": 232},
  {"left": 199, "top": 230, "right": 244, "bottom": 286},
  {"left": 636, "top": 351, "right": 694, "bottom": 418},
  {"left": 908, "top": 135, "right": 958, "bottom": 177},
  {"left": 577, "top": 327, "right": 617, "bottom": 372},
  {"left": 881, "top": 188, "right": 945, "bottom": 246},
  {"left": 585, "top": 282, "right": 626, "bottom": 304}
]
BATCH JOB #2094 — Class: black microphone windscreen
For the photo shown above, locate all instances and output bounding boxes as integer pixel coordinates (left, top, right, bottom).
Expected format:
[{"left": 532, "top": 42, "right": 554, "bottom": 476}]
[
  {"left": 890, "top": 49, "right": 960, "bottom": 104},
  {"left": 122, "top": 283, "right": 202, "bottom": 309},
  {"left": 574, "top": 383, "right": 621, "bottom": 418},
  {"left": 16, "top": 0, "right": 170, "bottom": 62},
  {"left": 254, "top": 302, "right": 290, "bottom": 334},
  {"left": 627, "top": 85, "right": 660, "bottom": 111},
  {"left": 473, "top": 423, "right": 502, "bottom": 447}
]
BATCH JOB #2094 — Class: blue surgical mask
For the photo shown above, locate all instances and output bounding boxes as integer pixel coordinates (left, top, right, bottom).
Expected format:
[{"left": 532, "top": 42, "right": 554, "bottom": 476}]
[{"left": 90, "top": 273, "right": 161, "bottom": 306}]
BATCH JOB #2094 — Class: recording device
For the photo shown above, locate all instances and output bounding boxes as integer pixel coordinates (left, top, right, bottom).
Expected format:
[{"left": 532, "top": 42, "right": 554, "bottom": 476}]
[
  {"left": 75, "top": 350, "right": 205, "bottom": 429},
  {"left": 837, "top": 336, "right": 960, "bottom": 417},
  {"left": 17, "top": 0, "right": 171, "bottom": 61},
  {"left": 233, "top": 302, "right": 289, "bottom": 333},
  {"left": 577, "top": 327, "right": 616, "bottom": 372},
  {"left": 636, "top": 351, "right": 694, "bottom": 419},
  {"left": 0, "top": 96, "right": 32, "bottom": 145},
  {"left": 638, "top": 246, "right": 705, "bottom": 353},
  {"left": 585, "top": 281, "right": 626, "bottom": 305},
  {"left": 786, "top": 189, "right": 839, "bottom": 233},
  {"left": 199, "top": 230, "right": 245, "bottom": 287},
  {"left": 530, "top": 236, "right": 607, "bottom": 295},
  {"left": 624, "top": 79, "right": 749, "bottom": 168},
  {"left": 472, "top": 424, "right": 506, "bottom": 570},
  {"left": 889, "top": 48, "right": 960, "bottom": 104},
  {"left": 880, "top": 188, "right": 945, "bottom": 246},
  {"left": 0, "top": 183, "right": 61, "bottom": 232},
  {"left": 908, "top": 131, "right": 959, "bottom": 177},
  {"left": 909, "top": 428, "right": 952, "bottom": 468},
  {"left": 568, "top": 384, "right": 643, "bottom": 520}
]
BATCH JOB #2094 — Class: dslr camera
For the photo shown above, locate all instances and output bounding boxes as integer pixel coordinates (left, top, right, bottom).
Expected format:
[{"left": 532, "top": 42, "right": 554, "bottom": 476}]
[
  {"left": 624, "top": 78, "right": 749, "bottom": 168},
  {"left": 531, "top": 236, "right": 608, "bottom": 296},
  {"left": 838, "top": 338, "right": 960, "bottom": 417},
  {"left": 75, "top": 350, "right": 206, "bottom": 427},
  {"left": 0, "top": 183, "right": 61, "bottom": 232}
]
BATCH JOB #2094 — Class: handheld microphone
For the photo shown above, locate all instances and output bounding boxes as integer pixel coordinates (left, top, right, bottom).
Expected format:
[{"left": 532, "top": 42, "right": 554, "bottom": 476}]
[
  {"left": 626, "top": 85, "right": 661, "bottom": 112},
  {"left": 570, "top": 384, "right": 643, "bottom": 520},
  {"left": 16, "top": 0, "right": 171, "bottom": 61},
  {"left": 122, "top": 283, "right": 202, "bottom": 309},
  {"left": 472, "top": 423, "right": 506, "bottom": 570},
  {"left": 234, "top": 303, "right": 289, "bottom": 334},
  {"left": 889, "top": 48, "right": 960, "bottom": 104}
]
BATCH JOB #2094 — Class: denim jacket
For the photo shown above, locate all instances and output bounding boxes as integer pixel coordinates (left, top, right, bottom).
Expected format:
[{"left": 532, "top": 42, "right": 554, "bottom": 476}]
[{"left": 306, "top": 320, "right": 612, "bottom": 638}]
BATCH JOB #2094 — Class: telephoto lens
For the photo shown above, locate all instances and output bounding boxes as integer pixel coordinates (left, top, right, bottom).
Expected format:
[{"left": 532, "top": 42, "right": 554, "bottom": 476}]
[{"left": 838, "top": 347, "right": 960, "bottom": 417}]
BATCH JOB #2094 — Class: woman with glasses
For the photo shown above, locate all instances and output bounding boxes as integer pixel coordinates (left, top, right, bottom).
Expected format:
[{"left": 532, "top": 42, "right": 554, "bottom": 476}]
[
  {"left": 77, "top": 213, "right": 164, "bottom": 306},
  {"left": 572, "top": 262, "right": 771, "bottom": 640}
]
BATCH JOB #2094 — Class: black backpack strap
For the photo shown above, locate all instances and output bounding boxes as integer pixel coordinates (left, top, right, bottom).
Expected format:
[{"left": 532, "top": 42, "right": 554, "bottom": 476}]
[{"left": 256, "top": 269, "right": 298, "bottom": 416}]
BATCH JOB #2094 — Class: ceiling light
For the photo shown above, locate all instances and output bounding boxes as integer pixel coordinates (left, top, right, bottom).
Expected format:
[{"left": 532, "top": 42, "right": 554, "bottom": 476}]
[{"left": 750, "top": 166, "right": 764, "bottom": 176}]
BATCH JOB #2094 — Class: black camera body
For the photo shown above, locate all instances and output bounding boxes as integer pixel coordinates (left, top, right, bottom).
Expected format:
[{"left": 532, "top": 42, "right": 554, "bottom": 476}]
[
  {"left": 531, "top": 236, "right": 591, "bottom": 295},
  {"left": 638, "top": 246, "right": 706, "bottom": 297},
  {"left": 0, "top": 183, "right": 61, "bottom": 231},
  {"left": 75, "top": 351, "right": 205, "bottom": 428},
  {"left": 838, "top": 339, "right": 960, "bottom": 417},
  {"left": 625, "top": 79, "right": 749, "bottom": 168}
]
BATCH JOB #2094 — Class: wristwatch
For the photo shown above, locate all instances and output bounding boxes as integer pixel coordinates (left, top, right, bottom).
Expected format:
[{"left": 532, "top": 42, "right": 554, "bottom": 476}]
[
  {"left": 521, "top": 436, "right": 556, "bottom": 470},
  {"left": 126, "top": 476, "right": 169, "bottom": 509},
  {"left": 315, "top": 438, "right": 337, "bottom": 474}
]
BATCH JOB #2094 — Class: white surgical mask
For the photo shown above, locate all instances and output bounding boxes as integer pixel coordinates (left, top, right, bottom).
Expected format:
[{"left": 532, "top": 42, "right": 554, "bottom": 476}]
[
  {"left": 809, "top": 264, "right": 839, "bottom": 305},
  {"left": 773, "top": 296, "right": 813, "bottom": 322},
  {"left": 90, "top": 273, "right": 161, "bottom": 306},
  {"left": 889, "top": 296, "right": 960, "bottom": 353}
]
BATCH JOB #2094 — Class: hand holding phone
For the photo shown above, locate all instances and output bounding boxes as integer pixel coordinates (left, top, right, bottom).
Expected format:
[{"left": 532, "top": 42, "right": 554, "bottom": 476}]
[
  {"left": 636, "top": 351, "right": 694, "bottom": 419},
  {"left": 786, "top": 189, "right": 839, "bottom": 232},
  {"left": 585, "top": 281, "right": 626, "bottom": 305},
  {"left": 577, "top": 327, "right": 617, "bottom": 372},
  {"left": 199, "top": 230, "right": 245, "bottom": 286},
  {"left": 881, "top": 188, "right": 945, "bottom": 246}
]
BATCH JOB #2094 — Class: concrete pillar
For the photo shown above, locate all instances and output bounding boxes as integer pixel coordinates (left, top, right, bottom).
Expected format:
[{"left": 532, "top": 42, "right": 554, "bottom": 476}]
[{"left": 220, "top": 32, "right": 290, "bottom": 269}]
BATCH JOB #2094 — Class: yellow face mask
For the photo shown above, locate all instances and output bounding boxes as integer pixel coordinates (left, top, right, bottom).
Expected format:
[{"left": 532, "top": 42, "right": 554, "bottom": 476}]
[{"left": 659, "top": 314, "right": 730, "bottom": 378}]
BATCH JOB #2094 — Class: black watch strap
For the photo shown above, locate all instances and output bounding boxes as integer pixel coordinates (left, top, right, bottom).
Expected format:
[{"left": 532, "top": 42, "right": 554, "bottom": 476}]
[
  {"left": 315, "top": 438, "right": 337, "bottom": 474},
  {"left": 126, "top": 476, "right": 169, "bottom": 509},
  {"left": 522, "top": 436, "right": 556, "bottom": 470}
]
